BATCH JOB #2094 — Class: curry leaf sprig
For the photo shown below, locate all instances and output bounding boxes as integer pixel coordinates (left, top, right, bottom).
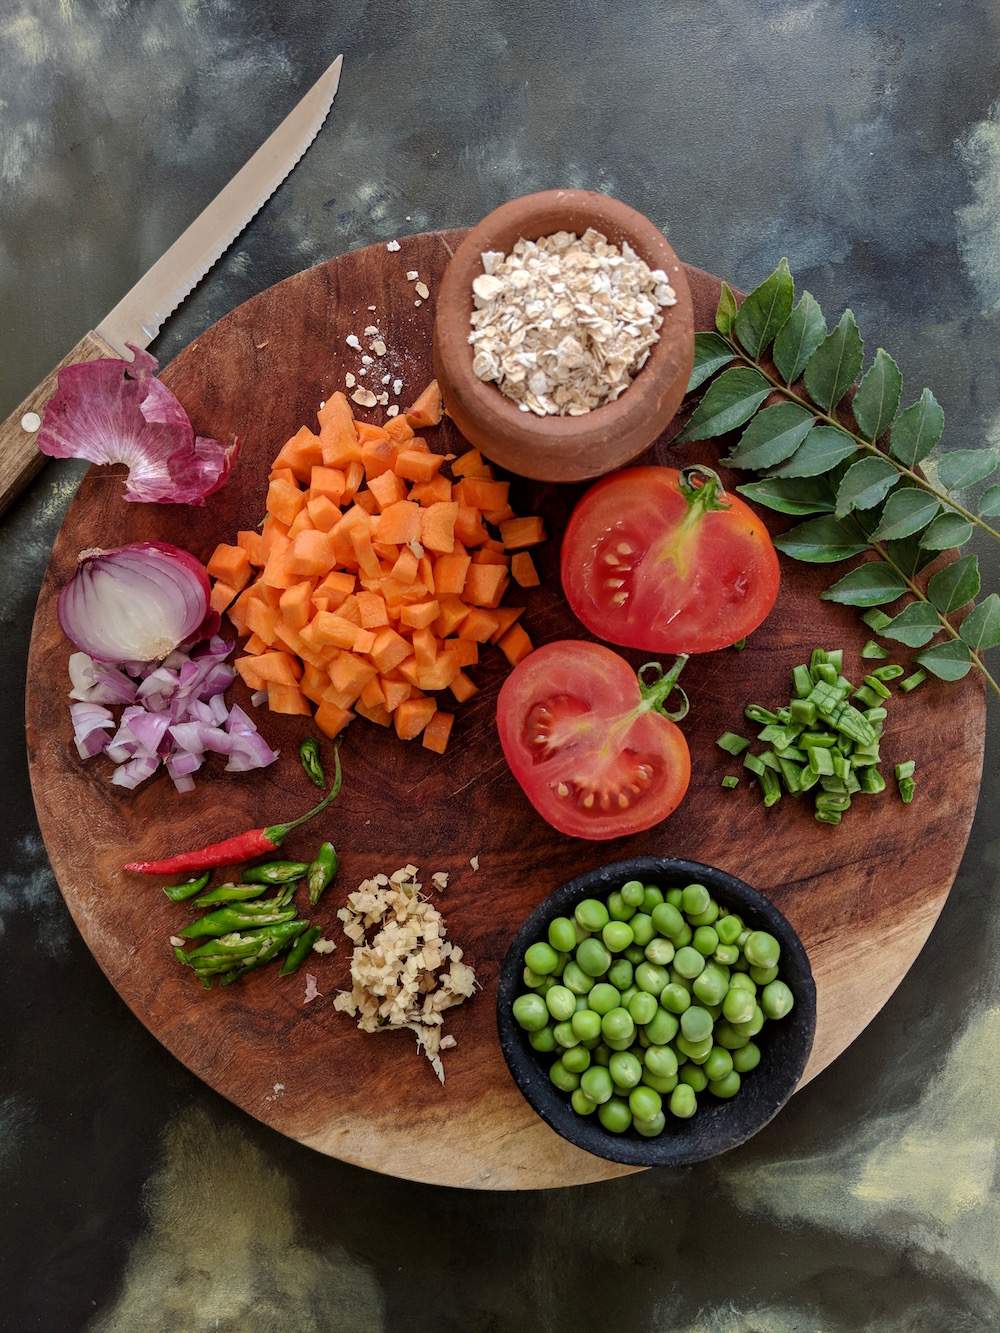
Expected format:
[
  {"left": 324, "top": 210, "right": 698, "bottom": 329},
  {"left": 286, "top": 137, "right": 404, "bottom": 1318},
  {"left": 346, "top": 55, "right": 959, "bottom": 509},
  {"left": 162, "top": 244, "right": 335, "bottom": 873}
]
[{"left": 680, "top": 259, "right": 1000, "bottom": 698}]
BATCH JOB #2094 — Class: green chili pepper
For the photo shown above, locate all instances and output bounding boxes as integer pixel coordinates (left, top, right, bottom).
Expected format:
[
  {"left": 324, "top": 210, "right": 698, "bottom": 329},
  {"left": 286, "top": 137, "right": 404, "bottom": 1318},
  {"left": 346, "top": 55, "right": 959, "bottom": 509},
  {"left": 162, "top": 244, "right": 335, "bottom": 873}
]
[
  {"left": 243, "top": 861, "right": 310, "bottom": 885},
  {"left": 191, "top": 882, "right": 269, "bottom": 907},
  {"left": 163, "top": 872, "right": 211, "bottom": 903},
  {"left": 179, "top": 905, "right": 298, "bottom": 939},
  {"left": 299, "top": 738, "right": 327, "bottom": 790},
  {"left": 306, "top": 842, "right": 338, "bottom": 906},
  {"left": 219, "top": 921, "right": 308, "bottom": 985},
  {"left": 280, "top": 926, "right": 322, "bottom": 976}
]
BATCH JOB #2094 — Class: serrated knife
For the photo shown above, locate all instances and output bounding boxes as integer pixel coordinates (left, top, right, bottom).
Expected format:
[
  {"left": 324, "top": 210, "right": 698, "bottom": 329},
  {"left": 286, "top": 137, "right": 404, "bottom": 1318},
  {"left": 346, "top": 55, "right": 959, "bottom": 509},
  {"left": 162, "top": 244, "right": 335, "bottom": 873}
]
[{"left": 0, "top": 53, "right": 343, "bottom": 515}]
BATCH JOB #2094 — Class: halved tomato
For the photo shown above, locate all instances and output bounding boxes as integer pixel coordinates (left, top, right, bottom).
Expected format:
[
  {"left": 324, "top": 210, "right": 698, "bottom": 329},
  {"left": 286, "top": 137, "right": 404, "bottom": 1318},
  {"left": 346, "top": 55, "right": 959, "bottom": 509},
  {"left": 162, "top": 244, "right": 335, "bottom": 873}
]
[
  {"left": 496, "top": 640, "right": 690, "bottom": 840},
  {"left": 561, "top": 465, "right": 779, "bottom": 653}
]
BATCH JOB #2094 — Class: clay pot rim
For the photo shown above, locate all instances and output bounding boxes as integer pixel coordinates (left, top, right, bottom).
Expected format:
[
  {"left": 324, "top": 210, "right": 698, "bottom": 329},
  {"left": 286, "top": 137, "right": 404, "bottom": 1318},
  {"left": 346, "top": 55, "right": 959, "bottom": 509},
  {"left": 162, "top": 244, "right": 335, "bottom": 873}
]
[{"left": 434, "top": 189, "right": 692, "bottom": 455}]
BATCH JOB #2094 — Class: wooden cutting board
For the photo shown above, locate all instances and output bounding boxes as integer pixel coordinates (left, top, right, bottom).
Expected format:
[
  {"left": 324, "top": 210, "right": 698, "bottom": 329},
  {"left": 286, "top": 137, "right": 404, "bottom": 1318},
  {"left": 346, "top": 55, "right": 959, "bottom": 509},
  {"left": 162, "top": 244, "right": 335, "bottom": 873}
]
[{"left": 25, "top": 231, "right": 985, "bottom": 1189}]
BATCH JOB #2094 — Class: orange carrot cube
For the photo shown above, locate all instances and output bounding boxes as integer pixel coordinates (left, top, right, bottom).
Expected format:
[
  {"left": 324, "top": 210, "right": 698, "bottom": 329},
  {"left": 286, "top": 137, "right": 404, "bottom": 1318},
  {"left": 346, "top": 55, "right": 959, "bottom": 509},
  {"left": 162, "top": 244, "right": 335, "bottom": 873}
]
[
  {"left": 315, "top": 700, "right": 354, "bottom": 738},
  {"left": 369, "top": 627, "right": 411, "bottom": 674},
  {"left": 404, "top": 379, "right": 443, "bottom": 428},
  {"left": 266, "top": 478, "right": 305, "bottom": 527},
  {"left": 400, "top": 600, "right": 441, "bottom": 630},
  {"left": 395, "top": 449, "right": 444, "bottom": 484},
  {"left": 463, "top": 563, "right": 509, "bottom": 608},
  {"left": 278, "top": 580, "right": 314, "bottom": 631},
  {"left": 421, "top": 710, "right": 454, "bottom": 754},
  {"left": 394, "top": 696, "right": 437, "bottom": 740},
  {"left": 511, "top": 552, "right": 540, "bottom": 587},
  {"left": 267, "top": 682, "right": 312, "bottom": 715},
  {"left": 449, "top": 670, "right": 478, "bottom": 703},
  {"left": 500, "top": 516, "right": 547, "bottom": 549},
  {"left": 499, "top": 623, "right": 533, "bottom": 665}
]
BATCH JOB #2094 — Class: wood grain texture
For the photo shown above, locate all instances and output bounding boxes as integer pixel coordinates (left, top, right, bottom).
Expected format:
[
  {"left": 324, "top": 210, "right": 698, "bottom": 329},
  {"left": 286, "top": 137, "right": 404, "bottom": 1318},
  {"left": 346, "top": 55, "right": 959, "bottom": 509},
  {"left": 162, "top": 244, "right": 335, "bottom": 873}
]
[
  {"left": 0, "top": 330, "right": 117, "bottom": 515},
  {"left": 26, "top": 232, "right": 985, "bottom": 1189}
]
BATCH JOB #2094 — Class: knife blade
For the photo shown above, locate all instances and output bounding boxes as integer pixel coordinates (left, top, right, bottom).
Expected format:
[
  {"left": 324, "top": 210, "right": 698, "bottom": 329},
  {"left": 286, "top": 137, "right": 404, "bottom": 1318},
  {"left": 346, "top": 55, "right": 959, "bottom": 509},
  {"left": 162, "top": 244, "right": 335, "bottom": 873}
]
[{"left": 0, "top": 54, "right": 343, "bottom": 514}]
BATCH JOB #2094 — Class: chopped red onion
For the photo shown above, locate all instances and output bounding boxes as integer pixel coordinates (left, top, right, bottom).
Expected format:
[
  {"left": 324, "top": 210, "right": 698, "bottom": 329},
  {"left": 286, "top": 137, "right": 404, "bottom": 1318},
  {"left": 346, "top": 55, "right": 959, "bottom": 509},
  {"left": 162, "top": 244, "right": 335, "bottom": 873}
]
[
  {"left": 36, "top": 344, "right": 239, "bottom": 505},
  {"left": 67, "top": 638, "right": 277, "bottom": 794},
  {"left": 58, "top": 542, "right": 211, "bottom": 664}
]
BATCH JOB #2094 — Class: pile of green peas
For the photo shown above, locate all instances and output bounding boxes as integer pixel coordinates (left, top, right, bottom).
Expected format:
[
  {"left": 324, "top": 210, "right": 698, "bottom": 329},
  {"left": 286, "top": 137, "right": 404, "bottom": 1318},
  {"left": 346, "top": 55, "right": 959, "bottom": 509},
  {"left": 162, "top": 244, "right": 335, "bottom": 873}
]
[{"left": 511, "top": 879, "right": 795, "bottom": 1137}]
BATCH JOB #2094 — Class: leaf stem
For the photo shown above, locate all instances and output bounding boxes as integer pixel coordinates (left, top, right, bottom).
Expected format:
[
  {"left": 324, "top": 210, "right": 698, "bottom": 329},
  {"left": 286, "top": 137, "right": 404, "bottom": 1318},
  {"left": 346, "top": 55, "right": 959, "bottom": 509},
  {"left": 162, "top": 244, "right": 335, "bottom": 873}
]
[
  {"left": 717, "top": 336, "right": 1000, "bottom": 546},
  {"left": 869, "top": 539, "right": 1000, "bottom": 699}
]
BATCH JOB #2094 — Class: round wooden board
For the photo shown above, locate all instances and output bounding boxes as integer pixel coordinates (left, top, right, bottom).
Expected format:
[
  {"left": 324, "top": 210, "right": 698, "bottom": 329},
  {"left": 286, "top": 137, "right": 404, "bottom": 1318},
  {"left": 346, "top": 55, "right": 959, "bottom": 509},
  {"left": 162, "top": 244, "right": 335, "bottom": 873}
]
[{"left": 27, "top": 232, "right": 985, "bottom": 1189}]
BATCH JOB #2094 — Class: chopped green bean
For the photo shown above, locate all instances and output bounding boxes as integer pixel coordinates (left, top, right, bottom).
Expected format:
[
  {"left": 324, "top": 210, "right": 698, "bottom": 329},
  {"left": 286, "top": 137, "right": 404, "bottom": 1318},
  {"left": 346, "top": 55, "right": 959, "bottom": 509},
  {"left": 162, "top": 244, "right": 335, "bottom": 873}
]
[
  {"left": 899, "top": 670, "right": 927, "bottom": 693},
  {"left": 871, "top": 664, "right": 904, "bottom": 682},
  {"left": 791, "top": 665, "right": 813, "bottom": 698},
  {"left": 862, "top": 609, "right": 893, "bottom": 631},
  {"left": 861, "top": 640, "right": 890, "bottom": 659},
  {"left": 716, "top": 731, "right": 750, "bottom": 755},
  {"left": 895, "top": 760, "right": 915, "bottom": 780},
  {"left": 721, "top": 775, "right": 740, "bottom": 789}
]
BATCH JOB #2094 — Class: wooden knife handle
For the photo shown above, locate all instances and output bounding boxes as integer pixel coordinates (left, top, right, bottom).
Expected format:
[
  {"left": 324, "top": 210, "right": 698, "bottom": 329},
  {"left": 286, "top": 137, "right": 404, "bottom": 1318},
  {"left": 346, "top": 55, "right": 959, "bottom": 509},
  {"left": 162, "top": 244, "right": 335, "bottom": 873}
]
[{"left": 0, "top": 330, "right": 118, "bottom": 517}]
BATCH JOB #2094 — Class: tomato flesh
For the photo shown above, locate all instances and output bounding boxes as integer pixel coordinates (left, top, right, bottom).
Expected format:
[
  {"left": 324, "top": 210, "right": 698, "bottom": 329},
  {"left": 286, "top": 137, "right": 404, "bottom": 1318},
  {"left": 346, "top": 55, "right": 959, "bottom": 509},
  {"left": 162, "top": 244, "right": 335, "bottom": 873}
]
[
  {"left": 561, "top": 466, "right": 780, "bottom": 653},
  {"left": 497, "top": 640, "right": 690, "bottom": 840}
]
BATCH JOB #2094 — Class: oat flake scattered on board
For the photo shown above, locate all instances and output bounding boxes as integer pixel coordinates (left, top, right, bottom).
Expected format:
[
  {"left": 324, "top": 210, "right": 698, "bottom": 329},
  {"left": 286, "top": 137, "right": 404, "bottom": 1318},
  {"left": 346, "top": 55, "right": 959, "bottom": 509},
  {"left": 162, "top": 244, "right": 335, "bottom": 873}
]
[
  {"left": 386, "top": 240, "right": 401, "bottom": 252},
  {"left": 468, "top": 227, "right": 676, "bottom": 416},
  {"left": 333, "top": 865, "right": 476, "bottom": 1083},
  {"left": 351, "top": 387, "right": 378, "bottom": 408}
]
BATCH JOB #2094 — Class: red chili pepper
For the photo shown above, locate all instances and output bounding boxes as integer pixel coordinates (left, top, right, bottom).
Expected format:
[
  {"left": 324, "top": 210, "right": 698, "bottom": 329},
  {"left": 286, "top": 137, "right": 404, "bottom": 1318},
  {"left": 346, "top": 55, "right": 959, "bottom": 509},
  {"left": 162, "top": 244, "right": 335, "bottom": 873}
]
[{"left": 123, "top": 748, "right": 342, "bottom": 875}]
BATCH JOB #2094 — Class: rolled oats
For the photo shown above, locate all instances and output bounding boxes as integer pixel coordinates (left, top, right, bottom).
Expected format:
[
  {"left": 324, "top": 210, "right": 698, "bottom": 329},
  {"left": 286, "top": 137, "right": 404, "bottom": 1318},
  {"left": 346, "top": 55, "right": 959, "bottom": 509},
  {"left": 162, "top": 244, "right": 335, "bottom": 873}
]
[{"left": 468, "top": 228, "right": 677, "bottom": 416}]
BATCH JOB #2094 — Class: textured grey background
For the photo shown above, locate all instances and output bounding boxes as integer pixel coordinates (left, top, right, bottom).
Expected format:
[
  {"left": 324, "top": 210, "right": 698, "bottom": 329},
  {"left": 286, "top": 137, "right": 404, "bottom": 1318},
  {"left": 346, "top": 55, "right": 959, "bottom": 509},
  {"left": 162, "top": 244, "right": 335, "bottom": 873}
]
[{"left": 2, "top": 1, "right": 999, "bottom": 1330}]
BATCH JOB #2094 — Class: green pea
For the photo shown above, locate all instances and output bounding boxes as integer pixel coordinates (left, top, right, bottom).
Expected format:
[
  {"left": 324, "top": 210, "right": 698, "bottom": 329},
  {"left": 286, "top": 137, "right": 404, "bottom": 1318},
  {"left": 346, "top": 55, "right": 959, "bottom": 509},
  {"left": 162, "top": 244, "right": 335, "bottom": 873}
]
[
  {"left": 666, "top": 887, "right": 684, "bottom": 908},
  {"left": 562, "top": 1045, "right": 591, "bottom": 1073},
  {"left": 642, "top": 885, "right": 664, "bottom": 912},
  {"left": 737, "top": 928, "right": 751, "bottom": 948},
  {"left": 629, "top": 1085, "right": 662, "bottom": 1121},
  {"left": 624, "top": 944, "right": 645, "bottom": 965},
  {"left": 524, "top": 941, "right": 559, "bottom": 976},
  {"left": 628, "top": 991, "right": 658, "bottom": 1025},
  {"left": 545, "top": 985, "right": 576, "bottom": 1022},
  {"left": 732, "top": 1041, "right": 761, "bottom": 1073},
  {"left": 549, "top": 1059, "right": 580, "bottom": 1092},
  {"left": 703, "top": 1045, "right": 734, "bottom": 1082},
  {"left": 744, "top": 930, "right": 781, "bottom": 969},
  {"left": 687, "top": 901, "right": 720, "bottom": 927},
  {"left": 709, "top": 1071, "right": 741, "bottom": 1099},
  {"left": 729, "top": 972, "right": 756, "bottom": 994},
  {"left": 601, "top": 1007, "right": 635, "bottom": 1044},
  {"left": 587, "top": 982, "right": 620, "bottom": 1015},
  {"left": 635, "top": 961, "right": 670, "bottom": 995},
  {"left": 608, "top": 1050, "right": 643, "bottom": 1088},
  {"left": 679, "top": 1063, "right": 708, "bottom": 1092},
  {"left": 572, "top": 1006, "right": 603, "bottom": 1040},
  {"left": 660, "top": 983, "right": 691, "bottom": 1015},
  {"left": 668, "top": 969, "right": 693, "bottom": 992},
  {"left": 602, "top": 921, "right": 634, "bottom": 953},
  {"left": 680, "top": 1005, "right": 713, "bottom": 1043},
  {"left": 605, "top": 1036, "right": 634, "bottom": 1052},
  {"left": 512, "top": 993, "right": 548, "bottom": 1031},
  {"left": 597, "top": 1098, "right": 632, "bottom": 1133},
  {"left": 640, "top": 1071, "right": 677, "bottom": 1094},
  {"left": 674, "top": 946, "right": 706, "bottom": 980},
  {"left": 723, "top": 987, "right": 756, "bottom": 1024},
  {"left": 692, "top": 962, "right": 730, "bottom": 1006},
  {"left": 575, "top": 898, "right": 609, "bottom": 932},
  {"left": 576, "top": 938, "right": 612, "bottom": 978},
  {"left": 674, "top": 922, "right": 693, "bottom": 947},
  {"left": 716, "top": 914, "right": 743, "bottom": 945},
  {"left": 714, "top": 944, "right": 739, "bottom": 966},
  {"left": 575, "top": 993, "right": 590, "bottom": 1011},
  {"left": 669, "top": 1084, "right": 697, "bottom": 1119},
  {"left": 562, "top": 961, "right": 595, "bottom": 995},
  {"left": 762, "top": 979, "right": 794, "bottom": 1019},
  {"left": 592, "top": 1044, "right": 611, "bottom": 1067},
  {"left": 607, "top": 959, "right": 634, "bottom": 990},
  {"left": 643, "top": 1044, "right": 678, "bottom": 1079},
  {"left": 553, "top": 1021, "right": 579, "bottom": 1049},
  {"left": 607, "top": 891, "right": 634, "bottom": 922},
  {"left": 733, "top": 1004, "right": 765, "bottom": 1038},
  {"left": 581, "top": 1035, "right": 602, "bottom": 1050},
  {"left": 612, "top": 1082, "right": 633, "bottom": 1099},
  {"left": 681, "top": 883, "right": 710, "bottom": 916},
  {"left": 550, "top": 952, "right": 568, "bottom": 977},
  {"left": 634, "top": 1110, "right": 666, "bottom": 1138},
  {"left": 651, "top": 902, "right": 685, "bottom": 940},
  {"left": 547, "top": 916, "right": 578, "bottom": 953},
  {"left": 522, "top": 966, "right": 546, "bottom": 989},
  {"left": 692, "top": 926, "right": 719, "bottom": 956},
  {"left": 675, "top": 1033, "right": 713, "bottom": 1063},
  {"left": 714, "top": 1020, "right": 750, "bottom": 1050},
  {"left": 644, "top": 938, "right": 675, "bottom": 966},
  {"left": 531, "top": 1030, "right": 558, "bottom": 1058},
  {"left": 750, "top": 963, "right": 779, "bottom": 985},
  {"left": 629, "top": 912, "right": 654, "bottom": 947},
  {"left": 571, "top": 1089, "right": 596, "bottom": 1115},
  {"left": 621, "top": 879, "right": 645, "bottom": 907},
  {"left": 618, "top": 986, "right": 638, "bottom": 1008},
  {"left": 580, "top": 1065, "right": 614, "bottom": 1104},
  {"left": 643, "top": 1007, "right": 679, "bottom": 1046}
]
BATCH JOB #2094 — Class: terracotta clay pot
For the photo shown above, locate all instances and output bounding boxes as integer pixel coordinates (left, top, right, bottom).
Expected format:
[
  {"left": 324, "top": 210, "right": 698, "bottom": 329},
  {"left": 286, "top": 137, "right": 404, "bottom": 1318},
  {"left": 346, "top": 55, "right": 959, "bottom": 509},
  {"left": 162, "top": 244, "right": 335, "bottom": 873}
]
[{"left": 432, "top": 190, "right": 694, "bottom": 483}]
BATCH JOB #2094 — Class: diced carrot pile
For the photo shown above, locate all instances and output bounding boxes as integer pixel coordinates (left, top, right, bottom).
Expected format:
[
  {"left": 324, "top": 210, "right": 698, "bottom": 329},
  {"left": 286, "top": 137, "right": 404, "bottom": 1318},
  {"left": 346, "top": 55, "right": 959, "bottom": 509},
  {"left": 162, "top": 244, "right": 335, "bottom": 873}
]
[{"left": 209, "top": 381, "right": 545, "bottom": 754}]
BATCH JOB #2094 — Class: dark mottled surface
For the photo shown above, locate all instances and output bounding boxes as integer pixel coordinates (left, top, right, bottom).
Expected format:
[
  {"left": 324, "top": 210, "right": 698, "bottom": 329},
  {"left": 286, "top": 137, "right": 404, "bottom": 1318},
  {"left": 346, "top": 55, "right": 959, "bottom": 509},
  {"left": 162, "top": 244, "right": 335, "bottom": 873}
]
[{"left": 2, "top": 1, "right": 999, "bottom": 1329}]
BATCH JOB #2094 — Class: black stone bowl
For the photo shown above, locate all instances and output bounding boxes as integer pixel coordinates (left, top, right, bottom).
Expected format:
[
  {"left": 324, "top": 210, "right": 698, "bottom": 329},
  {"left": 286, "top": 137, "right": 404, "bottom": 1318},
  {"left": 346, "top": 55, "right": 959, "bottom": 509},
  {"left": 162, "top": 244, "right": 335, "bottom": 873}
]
[{"left": 496, "top": 856, "right": 816, "bottom": 1168}]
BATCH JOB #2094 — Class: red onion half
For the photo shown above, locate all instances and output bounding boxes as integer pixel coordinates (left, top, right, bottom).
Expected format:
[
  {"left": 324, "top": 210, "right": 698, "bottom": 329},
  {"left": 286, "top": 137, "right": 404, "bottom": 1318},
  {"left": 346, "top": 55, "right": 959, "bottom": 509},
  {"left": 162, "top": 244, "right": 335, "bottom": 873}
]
[{"left": 58, "top": 542, "right": 211, "bottom": 664}]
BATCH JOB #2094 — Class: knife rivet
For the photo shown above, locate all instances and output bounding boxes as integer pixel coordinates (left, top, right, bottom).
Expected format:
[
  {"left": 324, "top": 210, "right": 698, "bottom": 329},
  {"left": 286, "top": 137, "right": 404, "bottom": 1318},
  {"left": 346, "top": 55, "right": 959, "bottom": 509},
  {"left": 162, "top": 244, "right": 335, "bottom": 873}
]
[{"left": 21, "top": 412, "right": 42, "bottom": 433}]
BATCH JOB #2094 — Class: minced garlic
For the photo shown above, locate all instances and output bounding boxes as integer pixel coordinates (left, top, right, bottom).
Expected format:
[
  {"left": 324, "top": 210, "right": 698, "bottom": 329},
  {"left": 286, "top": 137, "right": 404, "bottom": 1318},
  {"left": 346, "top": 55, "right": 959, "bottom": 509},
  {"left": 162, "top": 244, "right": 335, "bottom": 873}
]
[
  {"left": 468, "top": 228, "right": 676, "bottom": 416},
  {"left": 333, "top": 865, "right": 476, "bottom": 1083}
]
